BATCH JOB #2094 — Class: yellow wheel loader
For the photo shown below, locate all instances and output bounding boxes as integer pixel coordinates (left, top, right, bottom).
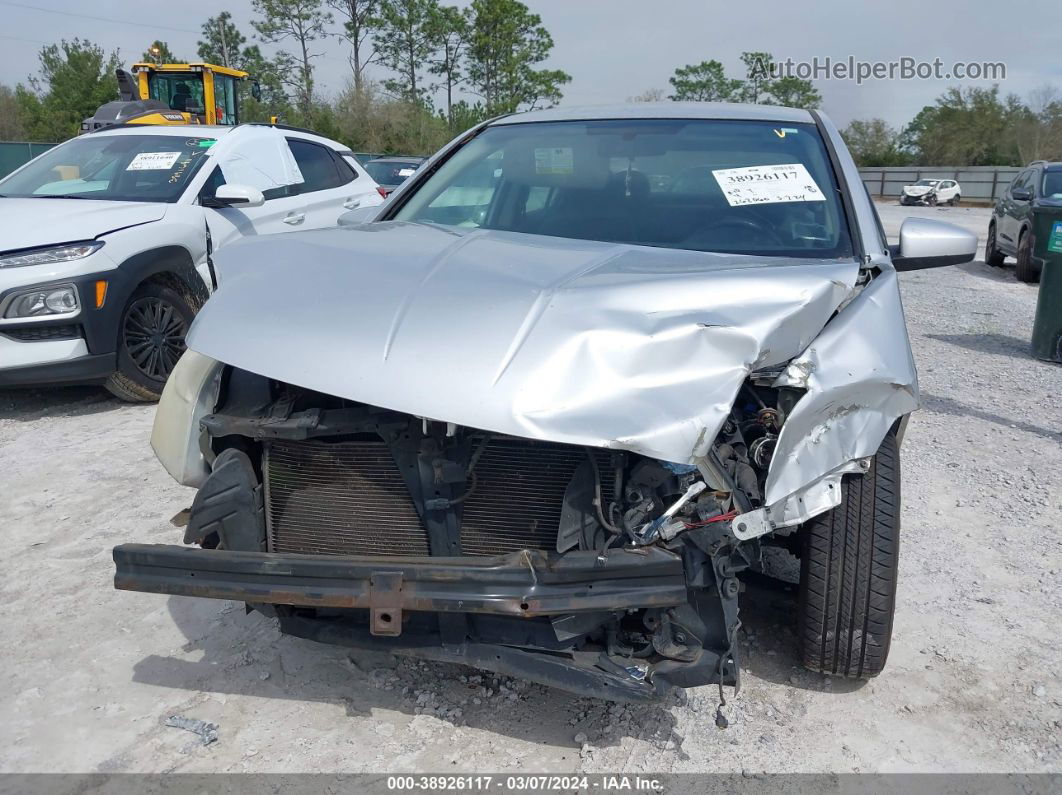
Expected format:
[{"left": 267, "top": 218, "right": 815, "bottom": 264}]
[{"left": 81, "top": 63, "right": 260, "bottom": 132}]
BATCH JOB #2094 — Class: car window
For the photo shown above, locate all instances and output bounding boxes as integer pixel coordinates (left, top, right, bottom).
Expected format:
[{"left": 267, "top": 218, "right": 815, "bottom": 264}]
[
  {"left": 0, "top": 134, "right": 214, "bottom": 203},
  {"left": 287, "top": 139, "right": 343, "bottom": 192},
  {"left": 392, "top": 119, "right": 852, "bottom": 259},
  {"left": 199, "top": 165, "right": 226, "bottom": 199},
  {"left": 365, "top": 159, "right": 422, "bottom": 186},
  {"left": 335, "top": 154, "right": 360, "bottom": 184},
  {"left": 1043, "top": 171, "right": 1062, "bottom": 199}
]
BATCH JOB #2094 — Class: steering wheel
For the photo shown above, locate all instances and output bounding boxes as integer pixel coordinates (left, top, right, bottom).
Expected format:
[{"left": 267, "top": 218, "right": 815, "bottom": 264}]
[{"left": 689, "top": 214, "right": 785, "bottom": 248}]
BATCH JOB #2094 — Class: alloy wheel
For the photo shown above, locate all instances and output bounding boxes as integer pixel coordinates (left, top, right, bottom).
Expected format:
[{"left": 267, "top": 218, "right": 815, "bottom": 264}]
[{"left": 122, "top": 296, "right": 188, "bottom": 381}]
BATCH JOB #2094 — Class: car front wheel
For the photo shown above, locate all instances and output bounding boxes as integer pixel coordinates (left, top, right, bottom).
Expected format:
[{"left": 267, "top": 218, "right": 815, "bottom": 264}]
[
  {"left": 104, "top": 282, "right": 196, "bottom": 402},
  {"left": 798, "top": 433, "right": 900, "bottom": 679}
]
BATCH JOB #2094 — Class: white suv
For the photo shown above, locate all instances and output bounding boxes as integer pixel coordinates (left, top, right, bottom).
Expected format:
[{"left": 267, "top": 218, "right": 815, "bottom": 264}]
[{"left": 0, "top": 123, "right": 383, "bottom": 400}]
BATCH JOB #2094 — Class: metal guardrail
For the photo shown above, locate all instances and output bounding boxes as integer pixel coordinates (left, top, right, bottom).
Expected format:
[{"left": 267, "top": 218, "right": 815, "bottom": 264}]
[
  {"left": 859, "top": 166, "right": 1022, "bottom": 201},
  {"left": 0, "top": 141, "right": 58, "bottom": 179}
]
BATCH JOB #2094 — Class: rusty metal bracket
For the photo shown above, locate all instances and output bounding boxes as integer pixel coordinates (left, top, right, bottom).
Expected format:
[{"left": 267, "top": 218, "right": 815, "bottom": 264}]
[{"left": 369, "top": 571, "right": 404, "bottom": 636}]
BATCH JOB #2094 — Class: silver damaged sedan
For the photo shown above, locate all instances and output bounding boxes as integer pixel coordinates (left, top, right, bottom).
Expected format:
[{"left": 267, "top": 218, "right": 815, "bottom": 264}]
[{"left": 115, "top": 103, "right": 977, "bottom": 702}]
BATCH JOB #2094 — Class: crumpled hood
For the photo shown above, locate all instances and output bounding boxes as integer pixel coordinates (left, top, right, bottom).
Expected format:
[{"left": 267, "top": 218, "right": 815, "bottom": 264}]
[
  {"left": 903, "top": 185, "right": 934, "bottom": 196},
  {"left": 190, "top": 222, "right": 859, "bottom": 465},
  {"left": 0, "top": 198, "right": 167, "bottom": 253}
]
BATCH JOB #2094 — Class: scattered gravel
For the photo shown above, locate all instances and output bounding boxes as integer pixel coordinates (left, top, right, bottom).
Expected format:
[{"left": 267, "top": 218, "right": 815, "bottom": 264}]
[{"left": 0, "top": 203, "right": 1058, "bottom": 774}]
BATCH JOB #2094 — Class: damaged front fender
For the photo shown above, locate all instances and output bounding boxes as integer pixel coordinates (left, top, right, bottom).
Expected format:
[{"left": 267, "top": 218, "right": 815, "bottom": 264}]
[{"left": 760, "top": 269, "right": 917, "bottom": 523}]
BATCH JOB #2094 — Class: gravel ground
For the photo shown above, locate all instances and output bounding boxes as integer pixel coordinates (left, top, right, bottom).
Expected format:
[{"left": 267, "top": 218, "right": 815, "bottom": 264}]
[{"left": 1, "top": 203, "right": 1059, "bottom": 775}]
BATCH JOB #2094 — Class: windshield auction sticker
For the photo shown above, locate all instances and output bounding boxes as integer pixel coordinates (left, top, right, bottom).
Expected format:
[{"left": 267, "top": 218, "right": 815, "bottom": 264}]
[
  {"left": 712, "top": 163, "right": 825, "bottom": 206},
  {"left": 126, "top": 152, "right": 183, "bottom": 171}
]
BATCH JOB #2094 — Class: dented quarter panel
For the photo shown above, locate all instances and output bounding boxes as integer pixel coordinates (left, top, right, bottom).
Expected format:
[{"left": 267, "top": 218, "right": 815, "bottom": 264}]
[
  {"left": 188, "top": 222, "right": 859, "bottom": 466},
  {"left": 764, "top": 268, "right": 918, "bottom": 507}
]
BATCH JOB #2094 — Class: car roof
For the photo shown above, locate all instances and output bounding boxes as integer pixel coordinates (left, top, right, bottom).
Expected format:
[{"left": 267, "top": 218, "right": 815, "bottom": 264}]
[
  {"left": 492, "top": 102, "right": 817, "bottom": 126},
  {"left": 87, "top": 124, "right": 238, "bottom": 138},
  {"left": 85, "top": 122, "right": 349, "bottom": 152}
]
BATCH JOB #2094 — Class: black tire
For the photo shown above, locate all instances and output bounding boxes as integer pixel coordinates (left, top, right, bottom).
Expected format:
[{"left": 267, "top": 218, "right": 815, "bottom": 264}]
[
  {"left": 925, "top": 194, "right": 937, "bottom": 206},
  {"left": 104, "top": 282, "right": 196, "bottom": 402},
  {"left": 949, "top": 194, "right": 960, "bottom": 206},
  {"left": 1014, "top": 230, "right": 1041, "bottom": 284},
  {"left": 985, "top": 222, "right": 1005, "bottom": 267},
  {"left": 798, "top": 433, "right": 900, "bottom": 679}
]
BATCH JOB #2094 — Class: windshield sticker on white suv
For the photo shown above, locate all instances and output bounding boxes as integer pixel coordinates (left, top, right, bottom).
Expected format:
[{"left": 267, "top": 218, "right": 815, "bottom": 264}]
[
  {"left": 126, "top": 152, "right": 183, "bottom": 171},
  {"left": 535, "top": 147, "right": 574, "bottom": 175},
  {"left": 712, "top": 163, "right": 825, "bottom": 207}
]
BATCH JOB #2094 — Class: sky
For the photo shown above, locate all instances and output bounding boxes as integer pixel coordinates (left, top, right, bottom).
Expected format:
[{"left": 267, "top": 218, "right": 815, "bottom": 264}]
[{"left": 1, "top": 0, "right": 1060, "bottom": 130}]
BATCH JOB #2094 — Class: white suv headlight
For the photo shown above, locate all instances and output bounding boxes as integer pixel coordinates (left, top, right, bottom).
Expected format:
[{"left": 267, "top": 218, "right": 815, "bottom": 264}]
[
  {"left": 0, "top": 241, "right": 103, "bottom": 269},
  {"left": 2, "top": 284, "right": 80, "bottom": 319}
]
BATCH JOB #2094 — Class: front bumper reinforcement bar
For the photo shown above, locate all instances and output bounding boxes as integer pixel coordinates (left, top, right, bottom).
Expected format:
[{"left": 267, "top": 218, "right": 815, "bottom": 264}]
[{"left": 112, "top": 544, "right": 688, "bottom": 617}]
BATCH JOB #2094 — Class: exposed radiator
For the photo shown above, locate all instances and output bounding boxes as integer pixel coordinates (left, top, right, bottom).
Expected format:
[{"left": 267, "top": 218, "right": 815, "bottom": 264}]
[
  {"left": 264, "top": 436, "right": 615, "bottom": 557},
  {"left": 459, "top": 439, "right": 613, "bottom": 555},
  {"left": 265, "top": 439, "right": 429, "bottom": 556}
]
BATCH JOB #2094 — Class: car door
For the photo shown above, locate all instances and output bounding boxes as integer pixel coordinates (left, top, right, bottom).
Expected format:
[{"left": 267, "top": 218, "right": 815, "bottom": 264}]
[
  {"left": 1012, "top": 167, "right": 1038, "bottom": 246},
  {"left": 285, "top": 137, "right": 382, "bottom": 228},
  {"left": 938, "top": 180, "right": 957, "bottom": 202},
  {"left": 199, "top": 169, "right": 308, "bottom": 256},
  {"left": 197, "top": 129, "right": 309, "bottom": 251},
  {"left": 999, "top": 170, "right": 1030, "bottom": 249}
]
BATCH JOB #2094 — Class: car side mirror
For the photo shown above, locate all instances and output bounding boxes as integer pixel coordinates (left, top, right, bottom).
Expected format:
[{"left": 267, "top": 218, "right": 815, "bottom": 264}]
[
  {"left": 251, "top": 81, "right": 262, "bottom": 101},
  {"left": 1011, "top": 188, "right": 1032, "bottom": 201},
  {"left": 206, "top": 184, "right": 266, "bottom": 209},
  {"left": 338, "top": 206, "right": 379, "bottom": 226},
  {"left": 890, "top": 217, "right": 977, "bottom": 271}
]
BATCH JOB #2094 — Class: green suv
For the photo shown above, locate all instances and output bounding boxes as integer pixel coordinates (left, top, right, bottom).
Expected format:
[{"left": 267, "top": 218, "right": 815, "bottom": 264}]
[{"left": 986, "top": 160, "right": 1062, "bottom": 283}]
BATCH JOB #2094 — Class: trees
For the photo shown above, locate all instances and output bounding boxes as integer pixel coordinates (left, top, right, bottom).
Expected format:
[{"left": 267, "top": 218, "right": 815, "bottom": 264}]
[
  {"left": 328, "top": 0, "right": 381, "bottom": 92},
  {"left": 427, "top": 4, "right": 471, "bottom": 126},
  {"left": 1009, "top": 85, "right": 1062, "bottom": 164},
  {"left": 197, "top": 12, "right": 247, "bottom": 68},
  {"left": 667, "top": 52, "right": 820, "bottom": 109},
  {"left": 16, "top": 39, "right": 122, "bottom": 141},
  {"left": 902, "top": 86, "right": 1019, "bottom": 166},
  {"left": 629, "top": 88, "right": 666, "bottom": 103},
  {"left": 0, "top": 85, "right": 27, "bottom": 139},
  {"left": 668, "top": 61, "right": 741, "bottom": 102},
  {"left": 464, "top": 0, "right": 570, "bottom": 115},
  {"left": 333, "top": 79, "right": 451, "bottom": 153},
  {"left": 141, "top": 41, "right": 182, "bottom": 64},
  {"left": 374, "top": 0, "right": 439, "bottom": 104},
  {"left": 766, "top": 76, "right": 821, "bottom": 110},
  {"left": 197, "top": 13, "right": 288, "bottom": 122},
  {"left": 738, "top": 51, "right": 773, "bottom": 104},
  {"left": 841, "top": 119, "right": 909, "bottom": 167},
  {"left": 252, "top": 0, "right": 333, "bottom": 119}
]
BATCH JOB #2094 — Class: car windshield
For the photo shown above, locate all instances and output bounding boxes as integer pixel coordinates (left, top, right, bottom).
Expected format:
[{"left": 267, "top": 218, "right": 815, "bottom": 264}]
[
  {"left": 391, "top": 119, "right": 853, "bottom": 258},
  {"left": 0, "top": 134, "right": 215, "bottom": 203},
  {"left": 1043, "top": 171, "right": 1062, "bottom": 199},
  {"left": 915, "top": 180, "right": 939, "bottom": 186},
  {"left": 365, "top": 159, "right": 421, "bottom": 186}
]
